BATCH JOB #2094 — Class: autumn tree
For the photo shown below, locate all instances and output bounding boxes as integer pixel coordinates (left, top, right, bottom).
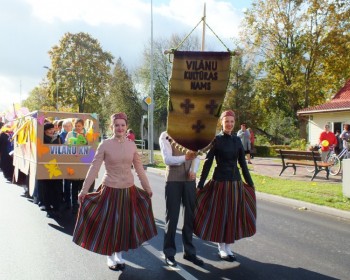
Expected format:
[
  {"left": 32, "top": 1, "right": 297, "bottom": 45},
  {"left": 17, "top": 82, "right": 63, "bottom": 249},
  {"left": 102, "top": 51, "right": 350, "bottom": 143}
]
[
  {"left": 100, "top": 58, "right": 143, "bottom": 137},
  {"left": 47, "top": 32, "right": 114, "bottom": 113},
  {"left": 241, "top": 0, "right": 350, "bottom": 139}
]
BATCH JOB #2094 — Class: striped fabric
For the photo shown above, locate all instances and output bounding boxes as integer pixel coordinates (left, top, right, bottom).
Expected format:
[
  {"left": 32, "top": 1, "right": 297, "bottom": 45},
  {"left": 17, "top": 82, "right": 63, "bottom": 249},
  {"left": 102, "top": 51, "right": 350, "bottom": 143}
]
[
  {"left": 73, "top": 185, "right": 157, "bottom": 255},
  {"left": 194, "top": 180, "right": 256, "bottom": 243}
]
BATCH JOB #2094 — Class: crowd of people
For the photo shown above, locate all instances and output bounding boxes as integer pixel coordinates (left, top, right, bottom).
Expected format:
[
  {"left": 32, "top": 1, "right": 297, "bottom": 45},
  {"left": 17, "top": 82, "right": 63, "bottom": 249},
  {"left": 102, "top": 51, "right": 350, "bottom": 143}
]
[
  {"left": 1, "top": 111, "right": 257, "bottom": 272},
  {"left": 0, "top": 117, "right": 95, "bottom": 219},
  {"left": 319, "top": 123, "right": 350, "bottom": 160},
  {"left": 3, "top": 111, "right": 350, "bottom": 274}
]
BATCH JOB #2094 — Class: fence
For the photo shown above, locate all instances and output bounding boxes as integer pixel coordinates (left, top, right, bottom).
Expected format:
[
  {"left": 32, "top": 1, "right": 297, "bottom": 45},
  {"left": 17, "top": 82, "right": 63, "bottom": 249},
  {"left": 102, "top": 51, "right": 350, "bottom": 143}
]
[{"left": 135, "top": 139, "right": 146, "bottom": 154}]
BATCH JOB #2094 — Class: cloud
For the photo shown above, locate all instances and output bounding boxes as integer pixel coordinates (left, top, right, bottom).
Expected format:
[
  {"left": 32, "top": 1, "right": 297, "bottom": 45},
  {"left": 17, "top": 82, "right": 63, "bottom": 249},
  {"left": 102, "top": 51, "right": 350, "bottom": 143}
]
[
  {"left": 0, "top": 0, "right": 250, "bottom": 113},
  {"left": 25, "top": 0, "right": 149, "bottom": 27},
  {"left": 156, "top": 0, "right": 243, "bottom": 38},
  {"left": 0, "top": 76, "right": 31, "bottom": 112}
]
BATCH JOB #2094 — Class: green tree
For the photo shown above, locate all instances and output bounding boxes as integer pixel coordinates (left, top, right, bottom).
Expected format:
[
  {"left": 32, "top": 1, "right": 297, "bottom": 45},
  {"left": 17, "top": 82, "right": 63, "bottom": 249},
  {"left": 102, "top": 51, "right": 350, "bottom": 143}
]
[
  {"left": 22, "top": 82, "right": 54, "bottom": 111},
  {"left": 136, "top": 33, "right": 201, "bottom": 130},
  {"left": 223, "top": 49, "right": 257, "bottom": 129},
  {"left": 101, "top": 58, "right": 143, "bottom": 137},
  {"left": 241, "top": 0, "right": 350, "bottom": 139},
  {"left": 47, "top": 32, "right": 114, "bottom": 113}
]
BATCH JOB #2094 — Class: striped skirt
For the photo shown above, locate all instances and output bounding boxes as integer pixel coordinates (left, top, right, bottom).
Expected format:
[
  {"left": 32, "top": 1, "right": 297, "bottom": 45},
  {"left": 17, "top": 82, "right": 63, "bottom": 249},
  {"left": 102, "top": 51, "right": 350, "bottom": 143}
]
[
  {"left": 72, "top": 185, "right": 157, "bottom": 255},
  {"left": 194, "top": 180, "right": 256, "bottom": 243}
]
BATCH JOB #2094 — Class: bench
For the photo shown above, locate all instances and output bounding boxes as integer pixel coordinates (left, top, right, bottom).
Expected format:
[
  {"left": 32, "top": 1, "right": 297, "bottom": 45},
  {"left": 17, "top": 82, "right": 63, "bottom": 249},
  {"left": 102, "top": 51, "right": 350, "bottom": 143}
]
[{"left": 278, "top": 150, "right": 331, "bottom": 181}]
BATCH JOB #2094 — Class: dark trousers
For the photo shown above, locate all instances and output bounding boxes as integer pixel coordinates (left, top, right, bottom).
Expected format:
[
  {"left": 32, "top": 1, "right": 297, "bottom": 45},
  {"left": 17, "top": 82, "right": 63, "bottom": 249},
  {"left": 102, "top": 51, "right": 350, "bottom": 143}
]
[
  {"left": 38, "top": 179, "right": 62, "bottom": 211},
  {"left": 163, "top": 181, "right": 196, "bottom": 258},
  {"left": 63, "top": 179, "right": 72, "bottom": 205},
  {"left": 71, "top": 179, "right": 84, "bottom": 207}
]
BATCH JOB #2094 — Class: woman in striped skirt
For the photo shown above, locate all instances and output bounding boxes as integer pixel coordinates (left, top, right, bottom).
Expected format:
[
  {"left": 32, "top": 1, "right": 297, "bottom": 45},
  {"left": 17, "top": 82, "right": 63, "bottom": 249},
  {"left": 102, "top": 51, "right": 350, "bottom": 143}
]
[
  {"left": 73, "top": 112, "right": 157, "bottom": 271},
  {"left": 195, "top": 110, "right": 256, "bottom": 262}
]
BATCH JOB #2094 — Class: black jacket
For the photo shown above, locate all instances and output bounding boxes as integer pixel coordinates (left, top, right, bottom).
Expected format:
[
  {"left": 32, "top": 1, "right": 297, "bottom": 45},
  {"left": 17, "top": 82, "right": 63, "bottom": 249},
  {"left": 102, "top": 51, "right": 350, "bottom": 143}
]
[
  {"left": 198, "top": 131, "right": 254, "bottom": 188},
  {"left": 44, "top": 134, "right": 61, "bottom": 144}
]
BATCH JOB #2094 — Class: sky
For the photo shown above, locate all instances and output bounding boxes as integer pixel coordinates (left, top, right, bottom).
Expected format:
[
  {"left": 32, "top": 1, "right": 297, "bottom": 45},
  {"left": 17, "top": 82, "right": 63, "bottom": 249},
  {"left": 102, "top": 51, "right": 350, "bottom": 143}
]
[{"left": 0, "top": 0, "right": 252, "bottom": 113}]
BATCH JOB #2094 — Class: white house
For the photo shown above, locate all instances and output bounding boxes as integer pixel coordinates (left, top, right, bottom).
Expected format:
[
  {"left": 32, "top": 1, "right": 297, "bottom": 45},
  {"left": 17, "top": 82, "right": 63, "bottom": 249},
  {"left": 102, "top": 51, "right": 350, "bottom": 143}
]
[{"left": 297, "top": 80, "right": 350, "bottom": 145}]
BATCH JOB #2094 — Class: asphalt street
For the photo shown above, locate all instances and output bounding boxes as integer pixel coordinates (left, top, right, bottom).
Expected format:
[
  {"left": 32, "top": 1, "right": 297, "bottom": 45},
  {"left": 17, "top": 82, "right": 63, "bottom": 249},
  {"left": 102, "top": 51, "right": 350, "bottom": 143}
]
[{"left": 0, "top": 168, "right": 350, "bottom": 280}]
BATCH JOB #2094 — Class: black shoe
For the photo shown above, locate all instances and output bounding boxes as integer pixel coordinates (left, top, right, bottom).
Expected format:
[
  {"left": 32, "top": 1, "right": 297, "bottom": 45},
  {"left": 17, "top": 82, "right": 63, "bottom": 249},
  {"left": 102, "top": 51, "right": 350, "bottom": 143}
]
[
  {"left": 39, "top": 205, "right": 47, "bottom": 211},
  {"left": 46, "top": 211, "right": 54, "bottom": 218},
  {"left": 109, "top": 263, "right": 126, "bottom": 271},
  {"left": 228, "top": 254, "right": 237, "bottom": 261},
  {"left": 165, "top": 256, "right": 177, "bottom": 267},
  {"left": 53, "top": 210, "right": 62, "bottom": 218},
  {"left": 218, "top": 252, "right": 234, "bottom": 262},
  {"left": 183, "top": 254, "right": 204, "bottom": 266}
]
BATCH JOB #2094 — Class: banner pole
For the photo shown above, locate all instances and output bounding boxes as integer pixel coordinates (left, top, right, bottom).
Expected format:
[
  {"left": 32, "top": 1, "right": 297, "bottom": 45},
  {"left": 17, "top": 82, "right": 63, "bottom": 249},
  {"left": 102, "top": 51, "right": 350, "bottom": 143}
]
[{"left": 201, "top": 3, "right": 206, "bottom": 51}]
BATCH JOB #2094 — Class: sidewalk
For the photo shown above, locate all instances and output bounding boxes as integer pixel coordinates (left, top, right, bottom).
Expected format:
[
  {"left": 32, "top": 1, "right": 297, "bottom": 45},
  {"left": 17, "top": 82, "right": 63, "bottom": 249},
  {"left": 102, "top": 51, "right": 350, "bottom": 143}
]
[{"left": 146, "top": 157, "right": 350, "bottom": 221}]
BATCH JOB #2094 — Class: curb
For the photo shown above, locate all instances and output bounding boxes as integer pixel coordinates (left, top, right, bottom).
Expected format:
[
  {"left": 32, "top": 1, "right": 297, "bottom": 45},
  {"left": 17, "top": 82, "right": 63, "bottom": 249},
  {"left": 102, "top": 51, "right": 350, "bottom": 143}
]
[
  {"left": 145, "top": 166, "right": 350, "bottom": 221},
  {"left": 257, "top": 192, "right": 350, "bottom": 221}
]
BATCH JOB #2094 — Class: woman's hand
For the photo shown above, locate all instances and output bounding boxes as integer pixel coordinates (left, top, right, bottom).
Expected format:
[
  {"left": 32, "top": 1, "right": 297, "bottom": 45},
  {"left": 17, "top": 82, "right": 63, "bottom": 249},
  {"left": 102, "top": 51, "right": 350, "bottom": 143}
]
[
  {"left": 147, "top": 190, "right": 153, "bottom": 198},
  {"left": 188, "top": 171, "right": 196, "bottom": 181},
  {"left": 78, "top": 192, "right": 86, "bottom": 204},
  {"left": 185, "top": 151, "right": 196, "bottom": 161}
]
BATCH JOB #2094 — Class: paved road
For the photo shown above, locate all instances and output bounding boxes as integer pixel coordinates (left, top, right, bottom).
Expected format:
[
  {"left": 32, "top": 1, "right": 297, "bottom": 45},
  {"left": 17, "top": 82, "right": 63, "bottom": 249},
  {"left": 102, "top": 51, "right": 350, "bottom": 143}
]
[{"left": 1, "top": 169, "right": 350, "bottom": 280}]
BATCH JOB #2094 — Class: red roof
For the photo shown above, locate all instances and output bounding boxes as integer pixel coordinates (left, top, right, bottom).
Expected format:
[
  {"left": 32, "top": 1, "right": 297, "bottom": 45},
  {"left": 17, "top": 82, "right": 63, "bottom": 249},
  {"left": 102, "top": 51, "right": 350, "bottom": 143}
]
[{"left": 297, "top": 79, "right": 350, "bottom": 115}]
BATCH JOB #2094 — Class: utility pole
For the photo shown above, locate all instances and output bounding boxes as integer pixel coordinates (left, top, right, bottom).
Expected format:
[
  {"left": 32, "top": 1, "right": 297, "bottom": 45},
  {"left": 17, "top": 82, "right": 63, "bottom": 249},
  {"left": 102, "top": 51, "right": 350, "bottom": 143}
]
[{"left": 149, "top": 0, "right": 154, "bottom": 164}]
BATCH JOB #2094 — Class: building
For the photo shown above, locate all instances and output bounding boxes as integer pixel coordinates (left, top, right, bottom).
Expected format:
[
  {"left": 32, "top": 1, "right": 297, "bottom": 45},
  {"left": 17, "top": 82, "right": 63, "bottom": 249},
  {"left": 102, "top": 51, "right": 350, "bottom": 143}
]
[{"left": 297, "top": 79, "right": 350, "bottom": 145}]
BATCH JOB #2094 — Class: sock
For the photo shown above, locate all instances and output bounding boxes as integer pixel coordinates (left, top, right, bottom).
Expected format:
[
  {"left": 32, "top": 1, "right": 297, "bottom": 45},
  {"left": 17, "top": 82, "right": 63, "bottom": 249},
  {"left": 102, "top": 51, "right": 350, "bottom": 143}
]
[
  {"left": 115, "top": 252, "right": 125, "bottom": 264},
  {"left": 218, "top": 243, "right": 228, "bottom": 256},
  {"left": 225, "top": 244, "right": 234, "bottom": 256},
  {"left": 107, "top": 254, "right": 116, "bottom": 266}
]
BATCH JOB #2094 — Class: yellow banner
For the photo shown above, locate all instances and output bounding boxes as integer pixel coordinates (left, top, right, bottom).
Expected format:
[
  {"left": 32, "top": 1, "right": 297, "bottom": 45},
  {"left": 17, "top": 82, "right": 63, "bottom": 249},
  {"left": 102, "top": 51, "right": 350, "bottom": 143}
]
[{"left": 167, "top": 51, "right": 231, "bottom": 151}]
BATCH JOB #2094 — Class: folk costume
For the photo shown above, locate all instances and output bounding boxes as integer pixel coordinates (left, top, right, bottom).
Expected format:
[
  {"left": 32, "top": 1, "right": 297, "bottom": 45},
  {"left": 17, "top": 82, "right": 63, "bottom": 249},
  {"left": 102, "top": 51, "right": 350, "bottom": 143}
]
[
  {"left": 73, "top": 115, "right": 157, "bottom": 268},
  {"left": 195, "top": 110, "right": 256, "bottom": 261}
]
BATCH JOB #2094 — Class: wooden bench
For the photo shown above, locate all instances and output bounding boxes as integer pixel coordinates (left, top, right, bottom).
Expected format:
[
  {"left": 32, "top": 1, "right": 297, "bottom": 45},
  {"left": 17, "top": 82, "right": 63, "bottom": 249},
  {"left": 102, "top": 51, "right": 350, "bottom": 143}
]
[{"left": 278, "top": 150, "right": 331, "bottom": 181}]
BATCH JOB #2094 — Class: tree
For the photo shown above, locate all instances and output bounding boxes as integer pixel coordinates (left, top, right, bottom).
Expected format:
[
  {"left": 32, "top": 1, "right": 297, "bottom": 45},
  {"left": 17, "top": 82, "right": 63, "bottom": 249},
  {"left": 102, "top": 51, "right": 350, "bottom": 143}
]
[
  {"left": 22, "top": 82, "right": 54, "bottom": 111},
  {"left": 241, "top": 0, "right": 350, "bottom": 139},
  {"left": 101, "top": 58, "right": 143, "bottom": 137},
  {"left": 223, "top": 48, "right": 257, "bottom": 128},
  {"left": 136, "top": 33, "right": 201, "bottom": 130},
  {"left": 47, "top": 32, "right": 114, "bottom": 113}
]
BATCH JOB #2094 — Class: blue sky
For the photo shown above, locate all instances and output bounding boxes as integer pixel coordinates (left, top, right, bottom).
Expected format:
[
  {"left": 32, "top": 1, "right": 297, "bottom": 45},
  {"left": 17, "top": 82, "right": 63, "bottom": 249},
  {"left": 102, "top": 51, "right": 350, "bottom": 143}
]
[{"left": 0, "top": 0, "right": 252, "bottom": 113}]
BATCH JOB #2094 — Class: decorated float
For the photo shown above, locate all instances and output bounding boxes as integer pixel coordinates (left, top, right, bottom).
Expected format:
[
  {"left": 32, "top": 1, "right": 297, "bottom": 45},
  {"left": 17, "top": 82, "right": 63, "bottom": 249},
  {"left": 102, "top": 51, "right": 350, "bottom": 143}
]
[{"left": 11, "top": 111, "right": 99, "bottom": 196}]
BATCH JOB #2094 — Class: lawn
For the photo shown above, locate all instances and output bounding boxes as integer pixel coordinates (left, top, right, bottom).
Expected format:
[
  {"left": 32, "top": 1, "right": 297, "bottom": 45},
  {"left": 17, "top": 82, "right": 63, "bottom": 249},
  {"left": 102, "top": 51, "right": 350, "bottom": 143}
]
[{"left": 141, "top": 151, "right": 350, "bottom": 211}]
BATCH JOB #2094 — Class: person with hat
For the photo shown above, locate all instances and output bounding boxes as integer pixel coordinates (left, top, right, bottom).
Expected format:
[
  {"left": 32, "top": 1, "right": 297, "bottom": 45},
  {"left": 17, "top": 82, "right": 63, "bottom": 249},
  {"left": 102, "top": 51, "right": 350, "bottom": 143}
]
[
  {"left": 319, "top": 124, "right": 337, "bottom": 162},
  {"left": 73, "top": 112, "right": 157, "bottom": 271},
  {"left": 195, "top": 110, "right": 256, "bottom": 262}
]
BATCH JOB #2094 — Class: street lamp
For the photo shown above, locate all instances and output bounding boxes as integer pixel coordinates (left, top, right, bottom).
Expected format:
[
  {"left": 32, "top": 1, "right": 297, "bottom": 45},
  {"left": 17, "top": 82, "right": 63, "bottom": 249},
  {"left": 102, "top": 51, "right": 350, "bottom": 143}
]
[{"left": 43, "top": 66, "right": 71, "bottom": 110}]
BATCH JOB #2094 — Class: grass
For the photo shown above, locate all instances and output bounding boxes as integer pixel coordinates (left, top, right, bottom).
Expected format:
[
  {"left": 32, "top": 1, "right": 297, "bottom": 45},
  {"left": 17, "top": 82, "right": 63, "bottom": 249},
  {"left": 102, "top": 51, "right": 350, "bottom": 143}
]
[
  {"left": 252, "top": 174, "right": 349, "bottom": 210},
  {"left": 141, "top": 151, "right": 350, "bottom": 211}
]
